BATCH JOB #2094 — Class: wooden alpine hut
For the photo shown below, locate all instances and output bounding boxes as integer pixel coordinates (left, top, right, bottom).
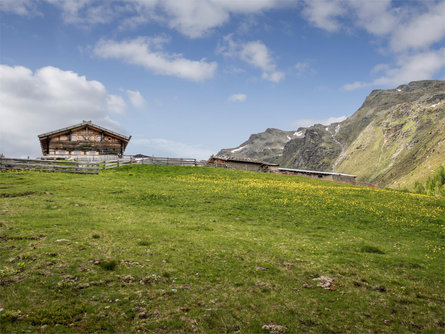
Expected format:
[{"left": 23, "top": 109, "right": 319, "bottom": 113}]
[{"left": 38, "top": 121, "right": 131, "bottom": 157}]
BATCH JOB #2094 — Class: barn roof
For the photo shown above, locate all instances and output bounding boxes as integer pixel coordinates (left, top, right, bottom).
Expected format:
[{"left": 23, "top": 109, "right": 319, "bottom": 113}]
[
  {"left": 210, "top": 155, "right": 279, "bottom": 166},
  {"left": 38, "top": 120, "right": 130, "bottom": 141},
  {"left": 278, "top": 167, "right": 356, "bottom": 178}
]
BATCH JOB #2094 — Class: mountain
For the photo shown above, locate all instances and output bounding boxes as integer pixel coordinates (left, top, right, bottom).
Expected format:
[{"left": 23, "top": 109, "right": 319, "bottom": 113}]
[
  {"left": 217, "top": 128, "right": 300, "bottom": 164},
  {"left": 216, "top": 80, "right": 445, "bottom": 189}
]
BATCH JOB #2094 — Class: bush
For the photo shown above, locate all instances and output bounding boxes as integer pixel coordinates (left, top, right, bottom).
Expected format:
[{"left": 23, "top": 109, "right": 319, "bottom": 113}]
[
  {"left": 414, "top": 166, "right": 445, "bottom": 196},
  {"left": 99, "top": 260, "right": 118, "bottom": 271},
  {"left": 413, "top": 181, "right": 425, "bottom": 194}
]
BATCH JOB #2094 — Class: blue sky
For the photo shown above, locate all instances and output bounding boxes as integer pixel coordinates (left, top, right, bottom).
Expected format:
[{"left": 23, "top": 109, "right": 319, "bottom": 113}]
[{"left": 1, "top": 0, "right": 445, "bottom": 159}]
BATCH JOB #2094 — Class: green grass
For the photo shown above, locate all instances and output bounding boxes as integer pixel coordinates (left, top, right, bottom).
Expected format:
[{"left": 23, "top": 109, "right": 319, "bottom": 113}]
[{"left": 0, "top": 165, "right": 444, "bottom": 333}]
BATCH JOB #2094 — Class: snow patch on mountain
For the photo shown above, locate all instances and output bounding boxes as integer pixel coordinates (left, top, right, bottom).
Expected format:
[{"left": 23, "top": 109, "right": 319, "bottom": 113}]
[{"left": 231, "top": 145, "right": 246, "bottom": 153}]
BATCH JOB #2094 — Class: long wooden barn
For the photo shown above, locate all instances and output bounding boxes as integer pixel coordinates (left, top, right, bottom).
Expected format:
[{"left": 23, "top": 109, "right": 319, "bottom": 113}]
[
  {"left": 38, "top": 121, "right": 131, "bottom": 156},
  {"left": 207, "top": 156, "right": 279, "bottom": 172}
]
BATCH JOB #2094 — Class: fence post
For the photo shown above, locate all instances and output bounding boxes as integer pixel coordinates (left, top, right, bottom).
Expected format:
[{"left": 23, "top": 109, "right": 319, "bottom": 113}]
[
  {"left": 117, "top": 160, "right": 120, "bottom": 168},
  {"left": 130, "top": 156, "right": 133, "bottom": 165}
]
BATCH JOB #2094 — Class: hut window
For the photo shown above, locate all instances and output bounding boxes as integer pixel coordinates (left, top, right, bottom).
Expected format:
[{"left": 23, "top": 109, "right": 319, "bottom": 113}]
[
  {"left": 97, "top": 136, "right": 101, "bottom": 142},
  {"left": 72, "top": 135, "right": 76, "bottom": 141}
]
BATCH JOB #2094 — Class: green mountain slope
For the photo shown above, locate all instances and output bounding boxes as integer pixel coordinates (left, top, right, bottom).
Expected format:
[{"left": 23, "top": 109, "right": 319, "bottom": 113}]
[{"left": 336, "top": 90, "right": 445, "bottom": 188}]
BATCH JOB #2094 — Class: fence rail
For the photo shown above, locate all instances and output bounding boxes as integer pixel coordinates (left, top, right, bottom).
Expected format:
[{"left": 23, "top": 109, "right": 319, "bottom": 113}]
[
  {"left": 0, "top": 157, "right": 99, "bottom": 174},
  {"left": 139, "top": 156, "right": 197, "bottom": 167},
  {"left": 100, "top": 159, "right": 133, "bottom": 170}
]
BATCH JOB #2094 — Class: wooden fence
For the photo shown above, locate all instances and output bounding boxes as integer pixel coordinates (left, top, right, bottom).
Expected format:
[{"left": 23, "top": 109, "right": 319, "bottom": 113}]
[
  {"left": 0, "top": 156, "right": 199, "bottom": 174},
  {"left": 100, "top": 159, "right": 133, "bottom": 170},
  {"left": 139, "top": 156, "right": 198, "bottom": 167},
  {"left": 0, "top": 157, "right": 99, "bottom": 174}
]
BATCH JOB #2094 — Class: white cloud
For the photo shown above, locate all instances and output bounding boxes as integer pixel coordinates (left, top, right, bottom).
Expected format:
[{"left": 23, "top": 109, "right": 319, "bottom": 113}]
[
  {"left": 0, "top": 65, "right": 128, "bottom": 157},
  {"left": 218, "top": 35, "right": 284, "bottom": 83},
  {"left": 158, "top": 0, "right": 292, "bottom": 38},
  {"left": 41, "top": 0, "right": 154, "bottom": 27},
  {"left": 94, "top": 37, "right": 217, "bottom": 81},
  {"left": 302, "top": 0, "right": 345, "bottom": 32},
  {"left": 389, "top": 1, "right": 445, "bottom": 52},
  {"left": 228, "top": 93, "right": 247, "bottom": 102},
  {"left": 3, "top": 0, "right": 444, "bottom": 53},
  {"left": 131, "top": 138, "right": 214, "bottom": 160},
  {"left": 293, "top": 116, "right": 347, "bottom": 128},
  {"left": 342, "top": 81, "right": 370, "bottom": 91},
  {"left": 47, "top": 0, "right": 114, "bottom": 25},
  {"left": 348, "top": 0, "right": 396, "bottom": 36},
  {"left": 301, "top": 0, "right": 398, "bottom": 35},
  {"left": 295, "top": 61, "right": 313, "bottom": 76},
  {"left": 160, "top": 0, "right": 229, "bottom": 38},
  {"left": 240, "top": 41, "right": 284, "bottom": 82},
  {"left": 297, "top": 0, "right": 445, "bottom": 91},
  {"left": 262, "top": 71, "right": 284, "bottom": 83},
  {"left": 301, "top": 0, "right": 445, "bottom": 54},
  {"left": 0, "top": 0, "right": 35, "bottom": 15},
  {"left": 344, "top": 48, "right": 445, "bottom": 90},
  {"left": 0, "top": 0, "right": 291, "bottom": 37},
  {"left": 126, "top": 90, "right": 146, "bottom": 109},
  {"left": 373, "top": 48, "right": 445, "bottom": 86},
  {"left": 371, "top": 63, "right": 391, "bottom": 75}
]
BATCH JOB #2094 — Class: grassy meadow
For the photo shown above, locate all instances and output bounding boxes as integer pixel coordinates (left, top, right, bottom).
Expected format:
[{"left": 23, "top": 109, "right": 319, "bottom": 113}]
[{"left": 0, "top": 165, "right": 444, "bottom": 333}]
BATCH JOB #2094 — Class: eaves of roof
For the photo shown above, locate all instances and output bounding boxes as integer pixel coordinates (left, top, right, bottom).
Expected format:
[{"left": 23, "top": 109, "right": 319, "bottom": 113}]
[
  {"left": 278, "top": 167, "right": 356, "bottom": 178},
  {"left": 212, "top": 156, "right": 279, "bottom": 166},
  {"left": 38, "top": 121, "right": 130, "bottom": 141}
]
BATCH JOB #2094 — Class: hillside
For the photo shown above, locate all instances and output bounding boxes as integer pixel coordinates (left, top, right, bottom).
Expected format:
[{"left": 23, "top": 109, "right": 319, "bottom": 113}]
[
  {"left": 335, "top": 81, "right": 445, "bottom": 188},
  {"left": 217, "top": 80, "right": 445, "bottom": 188},
  {"left": 0, "top": 166, "right": 444, "bottom": 332}
]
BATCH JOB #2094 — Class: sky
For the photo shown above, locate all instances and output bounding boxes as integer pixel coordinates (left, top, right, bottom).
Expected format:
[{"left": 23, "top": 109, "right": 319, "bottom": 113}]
[{"left": 1, "top": 0, "right": 445, "bottom": 159}]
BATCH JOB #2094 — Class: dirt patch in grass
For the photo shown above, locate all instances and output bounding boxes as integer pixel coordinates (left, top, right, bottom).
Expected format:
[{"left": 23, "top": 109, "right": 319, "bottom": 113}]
[
  {"left": 360, "top": 245, "right": 385, "bottom": 254},
  {"left": 0, "top": 191, "right": 38, "bottom": 198}
]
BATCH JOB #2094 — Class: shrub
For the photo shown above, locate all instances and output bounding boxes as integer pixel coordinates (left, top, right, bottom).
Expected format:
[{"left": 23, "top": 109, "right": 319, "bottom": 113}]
[
  {"left": 413, "top": 181, "right": 425, "bottom": 194},
  {"left": 414, "top": 166, "right": 445, "bottom": 196},
  {"left": 99, "top": 260, "right": 118, "bottom": 271}
]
